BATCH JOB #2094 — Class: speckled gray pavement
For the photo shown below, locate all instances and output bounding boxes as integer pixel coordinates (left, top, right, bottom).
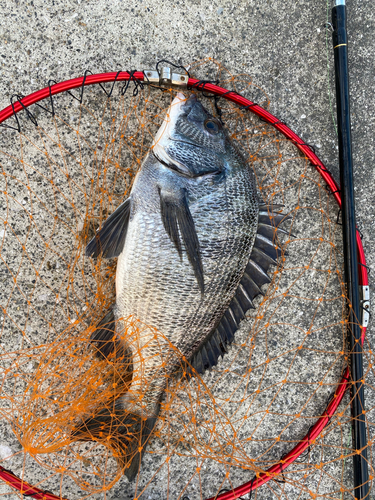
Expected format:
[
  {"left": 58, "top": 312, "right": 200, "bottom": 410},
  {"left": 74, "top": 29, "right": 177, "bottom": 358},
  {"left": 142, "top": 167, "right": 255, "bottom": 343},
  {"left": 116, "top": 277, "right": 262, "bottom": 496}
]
[{"left": 0, "top": 0, "right": 374, "bottom": 499}]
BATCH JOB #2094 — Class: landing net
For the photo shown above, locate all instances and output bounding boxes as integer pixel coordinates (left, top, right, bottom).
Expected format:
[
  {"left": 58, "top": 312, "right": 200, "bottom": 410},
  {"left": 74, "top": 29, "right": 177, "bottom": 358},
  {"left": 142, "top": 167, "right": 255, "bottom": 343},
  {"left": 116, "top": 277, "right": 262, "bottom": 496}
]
[{"left": 0, "top": 60, "right": 373, "bottom": 500}]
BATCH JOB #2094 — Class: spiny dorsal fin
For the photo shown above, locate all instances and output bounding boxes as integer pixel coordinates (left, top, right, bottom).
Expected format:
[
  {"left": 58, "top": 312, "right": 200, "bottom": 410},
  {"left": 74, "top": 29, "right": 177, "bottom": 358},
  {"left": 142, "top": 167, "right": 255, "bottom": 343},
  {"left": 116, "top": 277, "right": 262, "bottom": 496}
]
[
  {"left": 159, "top": 187, "right": 204, "bottom": 294},
  {"left": 86, "top": 197, "right": 131, "bottom": 258},
  {"left": 189, "top": 205, "right": 288, "bottom": 377}
]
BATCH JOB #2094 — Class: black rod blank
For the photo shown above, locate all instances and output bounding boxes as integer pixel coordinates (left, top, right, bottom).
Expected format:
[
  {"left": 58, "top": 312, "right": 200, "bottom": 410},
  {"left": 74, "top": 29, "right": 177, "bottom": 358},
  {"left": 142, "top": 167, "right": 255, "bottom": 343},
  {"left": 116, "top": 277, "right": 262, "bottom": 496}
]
[{"left": 332, "top": 1, "right": 369, "bottom": 498}]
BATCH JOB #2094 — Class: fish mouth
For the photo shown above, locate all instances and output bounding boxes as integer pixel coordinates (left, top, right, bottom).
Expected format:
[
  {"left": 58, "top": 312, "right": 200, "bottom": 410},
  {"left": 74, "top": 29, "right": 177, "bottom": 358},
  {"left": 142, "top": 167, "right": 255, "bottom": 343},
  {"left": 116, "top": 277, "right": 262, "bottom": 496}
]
[
  {"left": 152, "top": 93, "right": 187, "bottom": 148},
  {"left": 182, "top": 94, "right": 197, "bottom": 115}
]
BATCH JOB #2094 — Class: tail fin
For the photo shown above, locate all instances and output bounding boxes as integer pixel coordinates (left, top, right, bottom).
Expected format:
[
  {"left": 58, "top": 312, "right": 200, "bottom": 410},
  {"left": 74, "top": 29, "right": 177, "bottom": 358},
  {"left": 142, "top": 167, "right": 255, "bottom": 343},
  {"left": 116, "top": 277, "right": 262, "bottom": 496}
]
[
  {"left": 72, "top": 310, "right": 159, "bottom": 479},
  {"left": 71, "top": 402, "right": 159, "bottom": 481}
]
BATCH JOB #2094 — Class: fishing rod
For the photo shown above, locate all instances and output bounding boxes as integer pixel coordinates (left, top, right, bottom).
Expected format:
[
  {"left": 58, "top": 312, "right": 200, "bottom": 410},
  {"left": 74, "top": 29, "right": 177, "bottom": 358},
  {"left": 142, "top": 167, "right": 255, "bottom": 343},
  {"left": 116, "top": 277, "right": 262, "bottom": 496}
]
[{"left": 331, "top": 1, "right": 369, "bottom": 497}]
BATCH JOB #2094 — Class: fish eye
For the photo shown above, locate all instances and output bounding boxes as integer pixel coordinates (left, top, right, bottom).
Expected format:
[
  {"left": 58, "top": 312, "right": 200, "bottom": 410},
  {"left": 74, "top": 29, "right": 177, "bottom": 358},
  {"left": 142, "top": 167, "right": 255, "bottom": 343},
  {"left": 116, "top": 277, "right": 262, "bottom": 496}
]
[{"left": 204, "top": 119, "right": 221, "bottom": 135}]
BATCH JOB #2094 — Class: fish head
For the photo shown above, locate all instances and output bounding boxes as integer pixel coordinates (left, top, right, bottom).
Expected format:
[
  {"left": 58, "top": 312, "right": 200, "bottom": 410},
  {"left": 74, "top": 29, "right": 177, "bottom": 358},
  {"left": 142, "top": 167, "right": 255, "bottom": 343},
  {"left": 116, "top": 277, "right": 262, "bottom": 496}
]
[
  {"left": 174, "top": 93, "right": 226, "bottom": 150},
  {"left": 152, "top": 93, "right": 229, "bottom": 178}
]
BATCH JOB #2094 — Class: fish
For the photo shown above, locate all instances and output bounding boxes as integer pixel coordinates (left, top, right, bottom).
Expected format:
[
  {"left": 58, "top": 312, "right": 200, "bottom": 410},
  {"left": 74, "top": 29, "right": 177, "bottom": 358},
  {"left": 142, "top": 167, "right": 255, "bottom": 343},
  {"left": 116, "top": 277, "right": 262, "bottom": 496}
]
[{"left": 72, "top": 93, "right": 287, "bottom": 480}]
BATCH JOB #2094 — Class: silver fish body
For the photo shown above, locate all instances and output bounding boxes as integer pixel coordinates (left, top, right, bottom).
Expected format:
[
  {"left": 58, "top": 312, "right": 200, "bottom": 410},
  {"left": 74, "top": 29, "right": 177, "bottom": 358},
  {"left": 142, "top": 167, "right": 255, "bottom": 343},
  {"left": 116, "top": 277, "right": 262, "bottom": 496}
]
[
  {"left": 115, "top": 127, "right": 257, "bottom": 414},
  {"left": 75, "top": 93, "right": 283, "bottom": 480}
]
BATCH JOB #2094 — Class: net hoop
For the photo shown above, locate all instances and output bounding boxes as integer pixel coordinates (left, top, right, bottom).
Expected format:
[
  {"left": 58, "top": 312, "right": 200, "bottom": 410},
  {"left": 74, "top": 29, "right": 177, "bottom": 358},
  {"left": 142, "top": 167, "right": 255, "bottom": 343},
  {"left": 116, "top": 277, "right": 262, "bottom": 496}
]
[{"left": 0, "top": 71, "right": 368, "bottom": 500}]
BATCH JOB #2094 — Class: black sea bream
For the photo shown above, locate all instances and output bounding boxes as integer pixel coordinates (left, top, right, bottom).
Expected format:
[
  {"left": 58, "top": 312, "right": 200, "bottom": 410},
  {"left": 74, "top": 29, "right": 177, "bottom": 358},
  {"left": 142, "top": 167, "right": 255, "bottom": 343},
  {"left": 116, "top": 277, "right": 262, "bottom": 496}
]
[{"left": 73, "top": 93, "right": 286, "bottom": 480}]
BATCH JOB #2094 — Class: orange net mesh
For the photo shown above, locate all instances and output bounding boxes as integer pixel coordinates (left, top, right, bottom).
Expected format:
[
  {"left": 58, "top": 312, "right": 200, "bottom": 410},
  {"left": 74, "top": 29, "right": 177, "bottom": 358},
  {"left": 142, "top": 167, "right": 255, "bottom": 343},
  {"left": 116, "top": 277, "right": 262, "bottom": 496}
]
[{"left": 0, "top": 60, "right": 373, "bottom": 500}]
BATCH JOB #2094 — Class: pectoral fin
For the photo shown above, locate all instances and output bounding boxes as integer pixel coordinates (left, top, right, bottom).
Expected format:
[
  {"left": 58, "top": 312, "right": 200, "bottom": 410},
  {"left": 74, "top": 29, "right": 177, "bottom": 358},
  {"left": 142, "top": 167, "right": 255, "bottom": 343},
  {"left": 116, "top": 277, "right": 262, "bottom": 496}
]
[
  {"left": 86, "top": 198, "right": 131, "bottom": 258},
  {"left": 159, "top": 188, "right": 204, "bottom": 294}
]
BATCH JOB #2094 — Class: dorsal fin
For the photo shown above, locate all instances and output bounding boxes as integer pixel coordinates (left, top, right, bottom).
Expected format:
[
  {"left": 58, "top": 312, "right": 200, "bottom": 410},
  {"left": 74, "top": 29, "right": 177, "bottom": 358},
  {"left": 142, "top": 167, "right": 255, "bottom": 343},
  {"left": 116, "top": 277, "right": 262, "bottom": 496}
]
[{"left": 189, "top": 206, "right": 288, "bottom": 377}]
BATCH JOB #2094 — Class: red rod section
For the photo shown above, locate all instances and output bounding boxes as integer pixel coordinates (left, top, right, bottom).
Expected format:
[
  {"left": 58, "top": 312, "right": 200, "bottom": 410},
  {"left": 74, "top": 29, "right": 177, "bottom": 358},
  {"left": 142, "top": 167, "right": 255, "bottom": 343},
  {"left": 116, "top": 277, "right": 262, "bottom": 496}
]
[{"left": 0, "top": 72, "right": 368, "bottom": 500}]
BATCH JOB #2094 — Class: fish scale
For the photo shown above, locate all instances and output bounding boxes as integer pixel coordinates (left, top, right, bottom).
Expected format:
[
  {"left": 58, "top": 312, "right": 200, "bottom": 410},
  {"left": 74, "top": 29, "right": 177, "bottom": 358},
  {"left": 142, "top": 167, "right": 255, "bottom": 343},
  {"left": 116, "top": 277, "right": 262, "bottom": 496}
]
[
  {"left": 116, "top": 158, "right": 256, "bottom": 383},
  {"left": 74, "top": 93, "right": 285, "bottom": 481}
]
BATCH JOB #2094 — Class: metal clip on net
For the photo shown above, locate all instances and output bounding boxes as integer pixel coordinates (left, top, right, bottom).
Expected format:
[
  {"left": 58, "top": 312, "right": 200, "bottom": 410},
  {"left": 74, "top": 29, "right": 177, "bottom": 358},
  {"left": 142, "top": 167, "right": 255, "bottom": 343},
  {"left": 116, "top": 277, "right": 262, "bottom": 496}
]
[{"left": 143, "top": 67, "right": 189, "bottom": 88}]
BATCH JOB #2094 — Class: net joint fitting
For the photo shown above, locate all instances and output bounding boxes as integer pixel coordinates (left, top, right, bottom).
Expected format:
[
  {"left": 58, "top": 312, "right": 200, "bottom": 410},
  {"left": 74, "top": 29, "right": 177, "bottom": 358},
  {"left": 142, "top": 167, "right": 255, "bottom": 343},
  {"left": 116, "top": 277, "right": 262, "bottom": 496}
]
[
  {"left": 360, "top": 285, "right": 370, "bottom": 328},
  {"left": 143, "top": 67, "right": 188, "bottom": 88}
]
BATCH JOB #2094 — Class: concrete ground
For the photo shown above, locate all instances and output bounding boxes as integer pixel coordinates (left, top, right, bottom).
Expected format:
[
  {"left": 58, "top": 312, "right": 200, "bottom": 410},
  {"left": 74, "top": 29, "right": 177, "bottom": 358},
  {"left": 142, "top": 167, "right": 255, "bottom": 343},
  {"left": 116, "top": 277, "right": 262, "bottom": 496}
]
[{"left": 0, "top": 0, "right": 374, "bottom": 499}]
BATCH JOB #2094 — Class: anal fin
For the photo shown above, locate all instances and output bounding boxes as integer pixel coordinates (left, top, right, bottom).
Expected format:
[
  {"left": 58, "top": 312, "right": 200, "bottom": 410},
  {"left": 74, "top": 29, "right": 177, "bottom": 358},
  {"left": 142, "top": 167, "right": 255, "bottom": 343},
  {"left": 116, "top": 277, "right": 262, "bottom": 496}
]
[{"left": 90, "top": 308, "right": 130, "bottom": 365}]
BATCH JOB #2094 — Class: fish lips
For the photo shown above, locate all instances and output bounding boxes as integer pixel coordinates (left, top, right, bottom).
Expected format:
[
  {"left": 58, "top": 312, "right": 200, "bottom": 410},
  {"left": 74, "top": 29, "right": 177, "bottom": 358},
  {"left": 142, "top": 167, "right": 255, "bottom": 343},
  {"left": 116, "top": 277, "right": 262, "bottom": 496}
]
[{"left": 182, "top": 94, "right": 198, "bottom": 115}]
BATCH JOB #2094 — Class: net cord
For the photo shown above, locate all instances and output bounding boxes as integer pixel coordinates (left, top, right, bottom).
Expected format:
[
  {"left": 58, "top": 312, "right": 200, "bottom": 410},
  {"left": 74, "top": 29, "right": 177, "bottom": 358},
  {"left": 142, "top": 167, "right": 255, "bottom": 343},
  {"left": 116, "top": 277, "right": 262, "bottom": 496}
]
[{"left": 0, "top": 71, "right": 369, "bottom": 500}]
